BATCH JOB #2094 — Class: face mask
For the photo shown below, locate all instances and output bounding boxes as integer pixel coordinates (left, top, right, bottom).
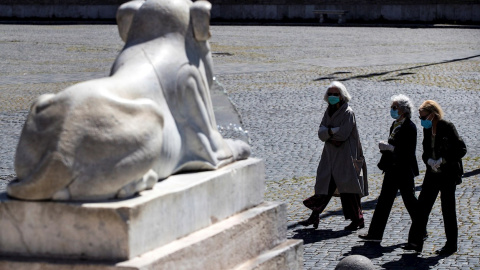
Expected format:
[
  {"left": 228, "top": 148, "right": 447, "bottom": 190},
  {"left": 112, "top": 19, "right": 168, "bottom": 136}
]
[
  {"left": 420, "top": 114, "right": 434, "bottom": 129},
  {"left": 328, "top": 96, "right": 340, "bottom": 105},
  {"left": 421, "top": 119, "right": 432, "bottom": 129},
  {"left": 390, "top": 109, "right": 399, "bottom": 119}
]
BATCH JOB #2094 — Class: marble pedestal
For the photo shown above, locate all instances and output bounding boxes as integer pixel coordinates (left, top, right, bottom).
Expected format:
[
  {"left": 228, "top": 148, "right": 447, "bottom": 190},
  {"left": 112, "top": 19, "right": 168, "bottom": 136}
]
[{"left": 0, "top": 158, "right": 303, "bottom": 269}]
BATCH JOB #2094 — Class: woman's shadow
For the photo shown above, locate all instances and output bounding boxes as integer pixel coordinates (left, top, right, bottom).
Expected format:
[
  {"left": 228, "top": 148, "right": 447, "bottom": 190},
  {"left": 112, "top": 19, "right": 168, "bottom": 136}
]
[
  {"left": 289, "top": 227, "right": 353, "bottom": 245},
  {"left": 381, "top": 253, "right": 444, "bottom": 269},
  {"left": 344, "top": 242, "right": 444, "bottom": 269},
  {"left": 343, "top": 241, "right": 403, "bottom": 260},
  {"left": 288, "top": 208, "right": 356, "bottom": 245}
]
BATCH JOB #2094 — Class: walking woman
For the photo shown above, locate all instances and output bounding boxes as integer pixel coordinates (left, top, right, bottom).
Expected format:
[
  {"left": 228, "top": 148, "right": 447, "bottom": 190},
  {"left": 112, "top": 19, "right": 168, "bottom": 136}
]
[
  {"left": 359, "top": 94, "right": 419, "bottom": 242},
  {"left": 404, "top": 100, "right": 466, "bottom": 255},
  {"left": 299, "top": 81, "right": 368, "bottom": 231}
]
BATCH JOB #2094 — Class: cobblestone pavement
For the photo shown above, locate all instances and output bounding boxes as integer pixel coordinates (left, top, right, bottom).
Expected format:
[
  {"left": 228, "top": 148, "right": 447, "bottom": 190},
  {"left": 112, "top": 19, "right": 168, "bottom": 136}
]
[{"left": 1, "top": 24, "right": 479, "bottom": 269}]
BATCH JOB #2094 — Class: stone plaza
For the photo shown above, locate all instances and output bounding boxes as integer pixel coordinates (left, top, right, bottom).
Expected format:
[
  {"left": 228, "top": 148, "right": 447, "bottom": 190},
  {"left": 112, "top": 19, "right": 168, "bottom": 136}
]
[{"left": 1, "top": 23, "right": 479, "bottom": 269}]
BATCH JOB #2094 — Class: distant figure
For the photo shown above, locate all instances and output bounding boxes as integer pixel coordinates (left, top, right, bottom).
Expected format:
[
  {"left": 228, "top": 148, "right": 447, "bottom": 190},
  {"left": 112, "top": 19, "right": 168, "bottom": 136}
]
[
  {"left": 299, "top": 81, "right": 368, "bottom": 230},
  {"left": 404, "top": 100, "right": 466, "bottom": 255},
  {"left": 359, "top": 94, "right": 419, "bottom": 242}
]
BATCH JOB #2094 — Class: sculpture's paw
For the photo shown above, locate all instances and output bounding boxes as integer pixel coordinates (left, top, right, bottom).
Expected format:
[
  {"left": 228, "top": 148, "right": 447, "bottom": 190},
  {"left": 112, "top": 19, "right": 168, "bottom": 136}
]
[
  {"left": 52, "top": 188, "right": 71, "bottom": 201},
  {"left": 225, "top": 139, "right": 251, "bottom": 161},
  {"left": 116, "top": 169, "right": 158, "bottom": 199}
]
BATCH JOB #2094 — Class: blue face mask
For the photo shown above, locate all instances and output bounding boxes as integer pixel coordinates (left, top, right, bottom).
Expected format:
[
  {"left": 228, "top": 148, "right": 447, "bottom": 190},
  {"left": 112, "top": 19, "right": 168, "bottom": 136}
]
[
  {"left": 390, "top": 109, "right": 399, "bottom": 119},
  {"left": 328, "top": 96, "right": 340, "bottom": 105},
  {"left": 421, "top": 119, "right": 432, "bottom": 129}
]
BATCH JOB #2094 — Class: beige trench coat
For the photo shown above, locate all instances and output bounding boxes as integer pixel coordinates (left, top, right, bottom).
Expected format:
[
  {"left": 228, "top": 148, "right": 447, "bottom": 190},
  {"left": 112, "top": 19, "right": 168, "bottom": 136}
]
[{"left": 315, "top": 102, "right": 368, "bottom": 197}]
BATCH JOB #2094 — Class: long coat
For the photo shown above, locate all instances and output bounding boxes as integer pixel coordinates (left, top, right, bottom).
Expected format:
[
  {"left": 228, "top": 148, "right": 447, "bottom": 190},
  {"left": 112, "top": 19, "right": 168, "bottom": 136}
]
[{"left": 315, "top": 102, "right": 368, "bottom": 197}]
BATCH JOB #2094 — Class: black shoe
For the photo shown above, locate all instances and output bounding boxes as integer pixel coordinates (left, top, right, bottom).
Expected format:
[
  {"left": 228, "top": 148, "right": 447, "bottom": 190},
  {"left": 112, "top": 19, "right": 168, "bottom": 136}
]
[
  {"left": 344, "top": 218, "right": 365, "bottom": 231},
  {"left": 298, "top": 212, "right": 320, "bottom": 229},
  {"left": 435, "top": 245, "right": 457, "bottom": 256},
  {"left": 298, "top": 218, "right": 320, "bottom": 229},
  {"left": 402, "top": 243, "right": 422, "bottom": 252},
  {"left": 358, "top": 234, "right": 382, "bottom": 242}
]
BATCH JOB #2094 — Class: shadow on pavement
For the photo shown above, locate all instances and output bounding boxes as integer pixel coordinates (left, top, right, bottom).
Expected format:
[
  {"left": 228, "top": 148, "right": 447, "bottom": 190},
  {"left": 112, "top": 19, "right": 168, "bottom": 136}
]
[
  {"left": 290, "top": 228, "right": 352, "bottom": 245},
  {"left": 343, "top": 241, "right": 403, "bottom": 259},
  {"left": 313, "top": 54, "right": 480, "bottom": 82},
  {"left": 381, "top": 253, "right": 444, "bottom": 270},
  {"left": 463, "top": 168, "right": 480, "bottom": 178},
  {"left": 291, "top": 186, "right": 420, "bottom": 224}
]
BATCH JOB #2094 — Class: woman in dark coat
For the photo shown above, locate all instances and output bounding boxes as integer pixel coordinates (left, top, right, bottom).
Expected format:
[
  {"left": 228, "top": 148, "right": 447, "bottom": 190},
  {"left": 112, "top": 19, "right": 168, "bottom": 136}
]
[
  {"left": 359, "top": 94, "right": 419, "bottom": 242},
  {"left": 404, "top": 100, "right": 467, "bottom": 256},
  {"left": 299, "top": 81, "right": 368, "bottom": 231}
]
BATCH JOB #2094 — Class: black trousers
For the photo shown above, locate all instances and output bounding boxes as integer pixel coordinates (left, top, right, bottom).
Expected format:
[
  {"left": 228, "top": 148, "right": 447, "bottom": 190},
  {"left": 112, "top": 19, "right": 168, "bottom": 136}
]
[
  {"left": 367, "top": 172, "right": 418, "bottom": 239},
  {"left": 408, "top": 171, "right": 458, "bottom": 248},
  {"left": 304, "top": 177, "right": 363, "bottom": 221}
]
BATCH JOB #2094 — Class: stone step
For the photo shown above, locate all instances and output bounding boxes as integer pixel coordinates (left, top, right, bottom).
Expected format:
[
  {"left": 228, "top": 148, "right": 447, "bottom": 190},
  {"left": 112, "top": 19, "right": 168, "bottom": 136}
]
[
  {"left": 232, "top": 239, "right": 304, "bottom": 270},
  {"left": 0, "top": 158, "right": 264, "bottom": 261},
  {"left": 0, "top": 201, "right": 292, "bottom": 270}
]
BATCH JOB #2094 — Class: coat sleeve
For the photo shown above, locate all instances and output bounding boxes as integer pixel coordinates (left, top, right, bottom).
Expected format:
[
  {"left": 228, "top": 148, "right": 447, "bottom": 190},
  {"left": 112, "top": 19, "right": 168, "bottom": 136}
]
[
  {"left": 330, "top": 110, "right": 355, "bottom": 142},
  {"left": 318, "top": 112, "right": 330, "bottom": 142},
  {"left": 441, "top": 121, "right": 467, "bottom": 162}
]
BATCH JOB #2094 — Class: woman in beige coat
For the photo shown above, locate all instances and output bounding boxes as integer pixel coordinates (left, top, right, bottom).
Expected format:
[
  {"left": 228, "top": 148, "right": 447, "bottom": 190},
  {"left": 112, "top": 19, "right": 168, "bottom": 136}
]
[{"left": 299, "top": 81, "right": 368, "bottom": 230}]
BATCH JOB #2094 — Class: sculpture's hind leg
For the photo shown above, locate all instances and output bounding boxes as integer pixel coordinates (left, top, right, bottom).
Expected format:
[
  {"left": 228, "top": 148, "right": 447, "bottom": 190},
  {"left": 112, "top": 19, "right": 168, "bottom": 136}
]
[
  {"left": 10, "top": 82, "right": 166, "bottom": 201},
  {"left": 173, "top": 64, "right": 234, "bottom": 169}
]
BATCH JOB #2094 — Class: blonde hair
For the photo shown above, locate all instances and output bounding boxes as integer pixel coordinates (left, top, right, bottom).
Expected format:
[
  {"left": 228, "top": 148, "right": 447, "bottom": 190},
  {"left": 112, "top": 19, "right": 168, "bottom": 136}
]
[{"left": 419, "top": 100, "right": 444, "bottom": 120}]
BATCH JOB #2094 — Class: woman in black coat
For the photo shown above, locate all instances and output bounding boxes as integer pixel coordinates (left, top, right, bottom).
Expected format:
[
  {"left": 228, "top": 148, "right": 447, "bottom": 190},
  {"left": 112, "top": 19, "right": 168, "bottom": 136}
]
[
  {"left": 404, "top": 100, "right": 467, "bottom": 256},
  {"left": 359, "top": 94, "right": 419, "bottom": 242}
]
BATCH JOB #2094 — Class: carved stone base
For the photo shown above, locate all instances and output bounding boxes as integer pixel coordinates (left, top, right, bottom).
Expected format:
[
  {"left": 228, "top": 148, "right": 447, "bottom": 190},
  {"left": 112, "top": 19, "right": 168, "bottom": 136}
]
[{"left": 0, "top": 158, "right": 303, "bottom": 269}]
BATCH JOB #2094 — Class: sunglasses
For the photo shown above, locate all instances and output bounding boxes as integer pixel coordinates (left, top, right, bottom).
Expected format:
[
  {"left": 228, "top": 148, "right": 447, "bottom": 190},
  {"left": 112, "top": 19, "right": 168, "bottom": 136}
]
[
  {"left": 391, "top": 106, "right": 398, "bottom": 110},
  {"left": 419, "top": 114, "right": 431, "bottom": 121},
  {"left": 327, "top": 93, "right": 340, "bottom": 96}
]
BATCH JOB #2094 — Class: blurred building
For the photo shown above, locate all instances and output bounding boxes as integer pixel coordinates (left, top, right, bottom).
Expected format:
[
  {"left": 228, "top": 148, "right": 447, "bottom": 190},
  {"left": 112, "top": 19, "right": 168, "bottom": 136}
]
[{"left": 0, "top": 0, "right": 479, "bottom": 24}]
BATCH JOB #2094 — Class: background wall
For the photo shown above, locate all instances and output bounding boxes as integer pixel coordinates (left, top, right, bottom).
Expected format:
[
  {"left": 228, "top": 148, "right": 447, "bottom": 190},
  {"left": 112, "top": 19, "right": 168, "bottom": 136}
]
[
  {"left": 209, "top": 0, "right": 480, "bottom": 23},
  {"left": 0, "top": 0, "right": 479, "bottom": 23},
  {"left": 0, "top": 0, "right": 128, "bottom": 20}
]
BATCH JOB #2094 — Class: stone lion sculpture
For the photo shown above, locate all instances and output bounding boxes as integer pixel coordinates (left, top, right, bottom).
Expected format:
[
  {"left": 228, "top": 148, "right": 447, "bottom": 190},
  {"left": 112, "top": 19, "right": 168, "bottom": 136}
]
[{"left": 8, "top": 0, "right": 250, "bottom": 201}]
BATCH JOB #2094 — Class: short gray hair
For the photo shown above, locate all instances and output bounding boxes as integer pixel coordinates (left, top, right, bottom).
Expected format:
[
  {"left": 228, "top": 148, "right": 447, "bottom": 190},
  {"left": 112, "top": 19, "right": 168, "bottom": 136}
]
[
  {"left": 323, "top": 81, "right": 352, "bottom": 103},
  {"left": 391, "top": 94, "right": 414, "bottom": 119}
]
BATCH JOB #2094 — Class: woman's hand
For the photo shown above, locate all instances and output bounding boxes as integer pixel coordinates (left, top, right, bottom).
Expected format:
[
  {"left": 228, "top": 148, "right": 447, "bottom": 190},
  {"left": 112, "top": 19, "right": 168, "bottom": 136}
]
[
  {"left": 379, "top": 141, "right": 394, "bottom": 152},
  {"left": 427, "top": 158, "right": 443, "bottom": 171}
]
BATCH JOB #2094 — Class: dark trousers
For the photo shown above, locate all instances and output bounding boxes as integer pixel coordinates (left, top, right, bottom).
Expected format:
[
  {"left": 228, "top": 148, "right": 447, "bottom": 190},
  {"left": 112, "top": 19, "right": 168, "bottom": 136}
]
[
  {"left": 304, "top": 177, "right": 363, "bottom": 221},
  {"left": 367, "top": 172, "right": 418, "bottom": 239},
  {"left": 408, "top": 172, "right": 458, "bottom": 248}
]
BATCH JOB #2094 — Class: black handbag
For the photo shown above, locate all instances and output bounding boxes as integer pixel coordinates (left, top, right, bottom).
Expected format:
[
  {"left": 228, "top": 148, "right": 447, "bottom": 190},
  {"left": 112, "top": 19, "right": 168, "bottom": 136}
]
[{"left": 377, "top": 150, "right": 394, "bottom": 172}]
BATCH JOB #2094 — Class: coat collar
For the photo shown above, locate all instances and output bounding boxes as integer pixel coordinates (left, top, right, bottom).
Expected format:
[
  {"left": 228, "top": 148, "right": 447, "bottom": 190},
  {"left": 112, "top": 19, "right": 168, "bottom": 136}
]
[{"left": 328, "top": 102, "right": 349, "bottom": 119}]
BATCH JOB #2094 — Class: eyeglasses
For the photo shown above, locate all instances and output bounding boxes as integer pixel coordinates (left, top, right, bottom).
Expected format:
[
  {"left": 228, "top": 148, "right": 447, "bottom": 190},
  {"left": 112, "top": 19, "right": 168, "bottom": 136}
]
[
  {"left": 327, "top": 93, "right": 340, "bottom": 96},
  {"left": 391, "top": 106, "right": 398, "bottom": 110}
]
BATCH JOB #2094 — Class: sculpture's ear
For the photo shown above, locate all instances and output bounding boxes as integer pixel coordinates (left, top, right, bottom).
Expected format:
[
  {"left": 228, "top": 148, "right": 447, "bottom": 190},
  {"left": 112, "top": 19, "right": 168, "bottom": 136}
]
[
  {"left": 190, "top": 1, "right": 212, "bottom": 41},
  {"left": 116, "top": 0, "right": 145, "bottom": 42}
]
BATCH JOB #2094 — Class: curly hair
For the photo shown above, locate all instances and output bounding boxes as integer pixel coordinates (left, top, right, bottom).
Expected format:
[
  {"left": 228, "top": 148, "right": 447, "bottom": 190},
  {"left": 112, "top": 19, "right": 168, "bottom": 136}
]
[{"left": 391, "top": 94, "right": 414, "bottom": 119}]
